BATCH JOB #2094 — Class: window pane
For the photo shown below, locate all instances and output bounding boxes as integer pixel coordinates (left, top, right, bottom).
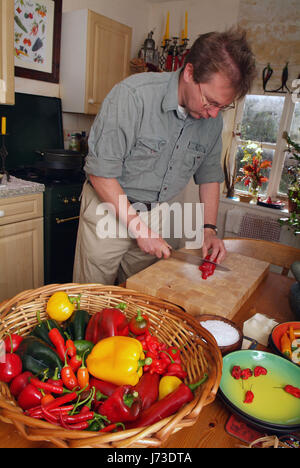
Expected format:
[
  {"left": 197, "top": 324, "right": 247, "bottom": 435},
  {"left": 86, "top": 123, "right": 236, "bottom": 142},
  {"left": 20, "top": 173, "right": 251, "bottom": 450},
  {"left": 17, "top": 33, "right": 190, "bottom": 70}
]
[
  {"left": 235, "top": 145, "right": 273, "bottom": 195},
  {"left": 289, "top": 102, "right": 300, "bottom": 144},
  {"left": 240, "top": 95, "right": 285, "bottom": 143}
]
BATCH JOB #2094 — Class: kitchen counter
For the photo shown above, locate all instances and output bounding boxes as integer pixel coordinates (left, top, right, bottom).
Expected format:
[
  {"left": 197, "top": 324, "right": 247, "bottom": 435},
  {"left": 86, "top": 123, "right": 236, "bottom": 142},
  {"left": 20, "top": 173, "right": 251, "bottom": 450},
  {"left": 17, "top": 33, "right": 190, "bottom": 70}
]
[{"left": 0, "top": 175, "right": 45, "bottom": 198}]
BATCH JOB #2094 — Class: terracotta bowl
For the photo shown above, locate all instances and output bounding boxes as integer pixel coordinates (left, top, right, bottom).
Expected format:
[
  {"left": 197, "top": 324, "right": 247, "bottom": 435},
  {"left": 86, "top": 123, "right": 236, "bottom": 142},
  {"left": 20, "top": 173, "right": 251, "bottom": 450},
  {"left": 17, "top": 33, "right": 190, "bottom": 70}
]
[{"left": 194, "top": 314, "right": 243, "bottom": 356}]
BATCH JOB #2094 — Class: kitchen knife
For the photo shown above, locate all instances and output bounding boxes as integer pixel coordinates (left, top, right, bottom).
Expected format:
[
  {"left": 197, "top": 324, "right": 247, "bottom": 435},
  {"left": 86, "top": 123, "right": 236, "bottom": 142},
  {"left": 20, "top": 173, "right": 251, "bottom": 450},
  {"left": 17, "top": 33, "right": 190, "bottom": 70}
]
[{"left": 169, "top": 250, "right": 231, "bottom": 272}]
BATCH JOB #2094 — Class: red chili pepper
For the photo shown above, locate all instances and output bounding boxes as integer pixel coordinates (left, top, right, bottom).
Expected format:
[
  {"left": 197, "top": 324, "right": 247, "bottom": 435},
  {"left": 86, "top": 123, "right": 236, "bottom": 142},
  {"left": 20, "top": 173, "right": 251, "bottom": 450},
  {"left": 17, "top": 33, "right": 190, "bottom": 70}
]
[
  {"left": 134, "top": 372, "right": 160, "bottom": 411},
  {"left": 100, "top": 422, "right": 125, "bottom": 433},
  {"left": 85, "top": 304, "right": 129, "bottom": 344},
  {"left": 4, "top": 333, "right": 23, "bottom": 353},
  {"left": 244, "top": 390, "right": 254, "bottom": 404},
  {"left": 47, "top": 367, "right": 63, "bottom": 388},
  {"left": 48, "top": 324, "right": 67, "bottom": 362},
  {"left": 41, "top": 391, "right": 78, "bottom": 411},
  {"left": 30, "top": 377, "right": 64, "bottom": 394},
  {"left": 69, "top": 354, "right": 82, "bottom": 373},
  {"left": 129, "top": 374, "right": 208, "bottom": 429},
  {"left": 66, "top": 339, "right": 77, "bottom": 358},
  {"left": 89, "top": 377, "right": 118, "bottom": 398},
  {"left": 199, "top": 256, "right": 216, "bottom": 280},
  {"left": 129, "top": 309, "right": 150, "bottom": 335},
  {"left": 284, "top": 385, "right": 300, "bottom": 399},
  {"left": 143, "top": 352, "right": 168, "bottom": 375},
  {"left": 17, "top": 384, "right": 42, "bottom": 410},
  {"left": 241, "top": 368, "right": 253, "bottom": 380},
  {"left": 231, "top": 366, "right": 242, "bottom": 380},
  {"left": 61, "top": 351, "right": 78, "bottom": 390},
  {"left": 41, "top": 393, "right": 55, "bottom": 406},
  {"left": 98, "top": 385, "right": 142, "bottom": 423},
  {"left": 164, "top": 362, "right": 187, "bottom": 379},
  {"left": 9, "top": 371, "right": 33, "bottom": 398},
  {"left": 254, "top": 366, "right": 268, "bottom": 377}
]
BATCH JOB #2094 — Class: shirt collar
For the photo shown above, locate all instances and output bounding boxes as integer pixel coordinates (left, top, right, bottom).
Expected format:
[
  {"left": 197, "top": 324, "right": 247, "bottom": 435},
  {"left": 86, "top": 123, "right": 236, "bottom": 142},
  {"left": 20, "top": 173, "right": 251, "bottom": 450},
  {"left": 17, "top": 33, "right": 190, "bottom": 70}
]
[{"left": 162, "top": 68, "right": 182, "bottom": 113}]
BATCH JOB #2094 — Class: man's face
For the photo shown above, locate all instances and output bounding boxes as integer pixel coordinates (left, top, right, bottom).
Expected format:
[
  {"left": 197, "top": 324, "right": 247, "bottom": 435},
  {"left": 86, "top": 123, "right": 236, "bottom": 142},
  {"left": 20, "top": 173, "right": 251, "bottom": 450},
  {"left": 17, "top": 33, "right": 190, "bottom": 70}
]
[{"left": 178, "top": 63, "right": 236, "bottom": 119}]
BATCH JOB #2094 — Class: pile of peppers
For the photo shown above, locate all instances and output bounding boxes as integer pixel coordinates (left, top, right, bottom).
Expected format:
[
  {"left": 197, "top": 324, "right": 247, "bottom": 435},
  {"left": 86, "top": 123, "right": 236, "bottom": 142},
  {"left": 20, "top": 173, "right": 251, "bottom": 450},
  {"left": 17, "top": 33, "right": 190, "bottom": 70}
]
[{"left": 0, "top": 292, "right": 209, "bottom": 433}]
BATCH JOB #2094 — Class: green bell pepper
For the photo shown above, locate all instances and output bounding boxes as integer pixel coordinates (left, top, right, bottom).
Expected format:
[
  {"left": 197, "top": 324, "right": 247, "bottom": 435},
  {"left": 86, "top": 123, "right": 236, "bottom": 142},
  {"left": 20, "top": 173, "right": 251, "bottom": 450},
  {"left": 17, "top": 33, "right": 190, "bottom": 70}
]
[{"left": 16, "top": 336, "right": 63, "bottom": 377}]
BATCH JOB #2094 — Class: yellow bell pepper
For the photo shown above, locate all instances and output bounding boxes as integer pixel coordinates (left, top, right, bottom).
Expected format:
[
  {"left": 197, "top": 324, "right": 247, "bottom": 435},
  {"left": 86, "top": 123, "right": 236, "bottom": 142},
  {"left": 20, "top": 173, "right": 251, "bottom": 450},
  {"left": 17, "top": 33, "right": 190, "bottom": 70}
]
[
  {"left": 158, "top": 375, "right": 182, "bottom": 400},
  {"left": 86, "top": 336, "right": 149, "bottom": 386},
  {"left": 46, "top": 291, "right": 75, "bottom": 322}
]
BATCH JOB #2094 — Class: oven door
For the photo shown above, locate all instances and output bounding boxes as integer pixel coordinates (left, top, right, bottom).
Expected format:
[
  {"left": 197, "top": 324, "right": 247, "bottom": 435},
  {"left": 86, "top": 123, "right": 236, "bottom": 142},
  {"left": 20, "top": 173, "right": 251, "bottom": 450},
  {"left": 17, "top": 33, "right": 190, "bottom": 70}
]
[{"left": 44, "top": 212, "right": 79, "bottom": 284}]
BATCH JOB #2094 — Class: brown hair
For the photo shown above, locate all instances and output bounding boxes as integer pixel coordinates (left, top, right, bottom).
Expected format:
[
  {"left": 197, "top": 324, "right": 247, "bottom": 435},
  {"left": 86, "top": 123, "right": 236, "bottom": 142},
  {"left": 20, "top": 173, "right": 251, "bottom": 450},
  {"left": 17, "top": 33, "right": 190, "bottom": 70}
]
[{"left": 184, "top": 28, "right": 257, "bottom": 99}]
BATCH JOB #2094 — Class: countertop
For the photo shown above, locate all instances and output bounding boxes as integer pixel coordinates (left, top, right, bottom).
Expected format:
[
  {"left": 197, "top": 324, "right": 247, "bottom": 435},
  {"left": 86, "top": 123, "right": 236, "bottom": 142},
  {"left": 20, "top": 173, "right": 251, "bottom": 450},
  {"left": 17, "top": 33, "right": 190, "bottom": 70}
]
[{"left": 0, "top": 175, "right": 45, "bottom": 198}]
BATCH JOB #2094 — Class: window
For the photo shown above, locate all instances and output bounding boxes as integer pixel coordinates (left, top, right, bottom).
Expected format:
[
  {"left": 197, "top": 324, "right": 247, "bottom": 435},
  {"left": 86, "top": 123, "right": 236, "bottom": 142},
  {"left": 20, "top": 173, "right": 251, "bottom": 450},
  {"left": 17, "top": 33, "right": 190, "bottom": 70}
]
[{"left": 231, "top": 93, "right": 299, "bottom": 199}]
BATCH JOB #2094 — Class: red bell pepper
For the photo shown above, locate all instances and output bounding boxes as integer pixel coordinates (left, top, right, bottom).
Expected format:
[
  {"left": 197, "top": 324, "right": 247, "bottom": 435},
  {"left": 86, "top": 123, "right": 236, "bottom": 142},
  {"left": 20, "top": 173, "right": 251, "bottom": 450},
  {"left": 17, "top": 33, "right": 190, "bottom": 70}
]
[
  {"left": 9, "top": 371, "right": 33, "bottom": 398},
  {"left": 17, "top": 383, "right": 43, "bottom": 410},
  {"left": 85, "top": 304, "right": 129, "bottom": 344},
  {"left": 134, "top": 372, "right": 160, "bottom": 411},
  {"left": 98, "top": 385, "right": 142, "bottom": 423},
  {"left": 129, "top": 374, "right": 208, "bottom": 428},
  {"left": 0, "top": 349, "right": 22, "bottom": 383}
]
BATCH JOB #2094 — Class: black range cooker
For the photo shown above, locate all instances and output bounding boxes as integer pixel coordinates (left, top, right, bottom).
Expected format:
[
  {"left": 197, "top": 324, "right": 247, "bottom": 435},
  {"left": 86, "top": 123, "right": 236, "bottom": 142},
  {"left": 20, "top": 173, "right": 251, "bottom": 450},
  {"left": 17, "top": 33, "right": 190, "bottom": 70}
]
[{"left": 0, "top": 93, "right": 85, "bottom": 285}]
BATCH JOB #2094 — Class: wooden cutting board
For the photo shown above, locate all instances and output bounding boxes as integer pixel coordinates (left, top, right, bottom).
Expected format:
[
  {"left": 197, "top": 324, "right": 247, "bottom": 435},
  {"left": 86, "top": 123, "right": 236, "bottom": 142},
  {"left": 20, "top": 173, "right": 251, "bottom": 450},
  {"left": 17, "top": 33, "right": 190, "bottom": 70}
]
[{"left": 126, "top": 249, "right": 270, "bottom": 319}]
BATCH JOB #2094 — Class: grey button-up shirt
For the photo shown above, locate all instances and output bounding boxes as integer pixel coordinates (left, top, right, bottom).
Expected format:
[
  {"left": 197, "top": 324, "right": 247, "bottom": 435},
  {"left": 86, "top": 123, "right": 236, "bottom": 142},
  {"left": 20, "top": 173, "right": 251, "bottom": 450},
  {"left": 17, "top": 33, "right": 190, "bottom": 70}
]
[{"left": 84, "top": 69, "right": 224, "bottom": 203}]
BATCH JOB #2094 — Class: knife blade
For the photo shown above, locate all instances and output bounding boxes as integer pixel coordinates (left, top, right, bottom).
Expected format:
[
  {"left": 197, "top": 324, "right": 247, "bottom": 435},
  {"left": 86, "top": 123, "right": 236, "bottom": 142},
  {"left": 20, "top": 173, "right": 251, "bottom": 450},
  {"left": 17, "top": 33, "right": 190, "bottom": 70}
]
[{"left": 169, "top": 250, "right": 231, "bottom": 272}]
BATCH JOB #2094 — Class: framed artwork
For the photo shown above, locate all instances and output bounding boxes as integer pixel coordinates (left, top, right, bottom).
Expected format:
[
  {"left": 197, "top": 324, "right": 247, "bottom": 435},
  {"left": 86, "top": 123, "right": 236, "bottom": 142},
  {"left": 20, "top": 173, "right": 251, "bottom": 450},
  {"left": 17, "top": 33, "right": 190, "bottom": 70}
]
[{"left": 14, "top": 0, "right": 62, "bottom": 83}]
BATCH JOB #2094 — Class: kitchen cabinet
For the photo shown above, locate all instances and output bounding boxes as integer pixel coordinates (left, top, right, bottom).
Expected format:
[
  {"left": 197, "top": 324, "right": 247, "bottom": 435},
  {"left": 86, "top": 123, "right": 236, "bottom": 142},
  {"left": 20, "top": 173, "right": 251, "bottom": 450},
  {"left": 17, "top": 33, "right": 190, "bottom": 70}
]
[
  {"left": 60, "top": 9, "right": 132, "bottom": 115},
  {"left": 0, "top": 193, "right": 44, "bottom": 301},
  {"left": 0, "top": 0, "right": 14, "bottom": 105}
]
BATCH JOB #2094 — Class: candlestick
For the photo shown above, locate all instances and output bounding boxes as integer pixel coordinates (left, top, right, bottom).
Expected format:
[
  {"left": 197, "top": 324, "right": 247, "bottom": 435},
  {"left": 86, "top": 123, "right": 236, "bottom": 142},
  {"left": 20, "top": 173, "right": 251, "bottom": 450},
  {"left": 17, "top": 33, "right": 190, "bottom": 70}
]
[
  {"left": 184, "top": 11, "right": 188, "bottom": 39},
  {"left": 1, "top": 117, "right": 6, "bottom": 135},
  {"left": 165, "top": 11, "right": 170, "bottom": 40}
]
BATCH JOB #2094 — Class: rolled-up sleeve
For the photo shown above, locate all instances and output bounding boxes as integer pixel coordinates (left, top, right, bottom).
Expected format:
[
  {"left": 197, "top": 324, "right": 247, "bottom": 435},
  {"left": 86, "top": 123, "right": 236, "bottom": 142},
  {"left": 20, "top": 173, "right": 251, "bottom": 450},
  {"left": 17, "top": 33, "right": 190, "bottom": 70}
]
[
  {"left": 84, "top": 84, "right": 139, "bottom": 178},
  {"left": 193, "top": 116, "right": 225, "bottom": 185}
]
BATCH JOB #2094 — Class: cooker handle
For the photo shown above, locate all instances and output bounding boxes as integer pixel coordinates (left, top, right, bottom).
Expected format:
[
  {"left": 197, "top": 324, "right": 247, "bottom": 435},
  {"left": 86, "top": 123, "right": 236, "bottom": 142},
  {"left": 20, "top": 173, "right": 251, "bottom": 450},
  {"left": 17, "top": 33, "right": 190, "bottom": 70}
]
[{"left": 35, "top": 150, "right": 45, "bottom": 156}]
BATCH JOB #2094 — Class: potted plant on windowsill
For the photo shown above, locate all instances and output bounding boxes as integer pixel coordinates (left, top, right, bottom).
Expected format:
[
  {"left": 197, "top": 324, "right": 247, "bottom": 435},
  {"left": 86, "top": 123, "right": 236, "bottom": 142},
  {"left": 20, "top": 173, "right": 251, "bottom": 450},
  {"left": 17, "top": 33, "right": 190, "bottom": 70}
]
[{"left": 236, "top": 141, "right": 272, "bottom": 202}]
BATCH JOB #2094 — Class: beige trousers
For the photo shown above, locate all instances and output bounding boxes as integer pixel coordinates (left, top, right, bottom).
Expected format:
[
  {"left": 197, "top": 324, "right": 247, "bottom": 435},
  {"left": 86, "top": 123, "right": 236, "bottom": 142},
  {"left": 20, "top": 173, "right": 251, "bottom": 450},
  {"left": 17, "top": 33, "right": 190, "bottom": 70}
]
[{"left": 73, "top": 181, "right": 171, "bottom": 285}]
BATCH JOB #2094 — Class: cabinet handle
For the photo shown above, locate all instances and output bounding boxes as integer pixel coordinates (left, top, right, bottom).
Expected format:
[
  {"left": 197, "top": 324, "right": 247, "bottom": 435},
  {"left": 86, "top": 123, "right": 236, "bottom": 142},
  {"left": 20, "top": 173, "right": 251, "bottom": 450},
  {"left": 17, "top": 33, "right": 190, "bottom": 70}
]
[
  {"left": 0, "top": 210, "right": 4, "bottom": 218},
  {"left": 88, "top": 98, "right": 95, "bottom": 104}
]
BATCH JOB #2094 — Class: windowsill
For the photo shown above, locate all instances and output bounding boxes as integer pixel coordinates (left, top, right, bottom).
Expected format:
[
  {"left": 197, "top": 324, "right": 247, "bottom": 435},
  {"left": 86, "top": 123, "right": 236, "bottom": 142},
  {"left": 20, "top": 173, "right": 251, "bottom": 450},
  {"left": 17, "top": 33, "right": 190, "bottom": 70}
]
[{"left": 220, "top": 195, "right": 290, "bottom": 218}]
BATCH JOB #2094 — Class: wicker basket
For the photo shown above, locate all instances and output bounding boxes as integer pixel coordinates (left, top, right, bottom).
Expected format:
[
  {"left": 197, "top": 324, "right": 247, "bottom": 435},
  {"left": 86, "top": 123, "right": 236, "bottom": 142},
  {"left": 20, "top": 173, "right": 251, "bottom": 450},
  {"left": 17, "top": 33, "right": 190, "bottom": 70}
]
[{"left": 0, "top": 283, "right": 222, "bottom": 449}]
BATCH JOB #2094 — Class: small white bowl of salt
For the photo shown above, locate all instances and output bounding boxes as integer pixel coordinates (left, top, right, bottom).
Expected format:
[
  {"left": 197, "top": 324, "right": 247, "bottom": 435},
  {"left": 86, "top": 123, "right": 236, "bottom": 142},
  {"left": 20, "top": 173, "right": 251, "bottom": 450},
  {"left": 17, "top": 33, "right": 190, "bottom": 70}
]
[{"left": 196, "top": 314, "right": 243, "bottom": 356}]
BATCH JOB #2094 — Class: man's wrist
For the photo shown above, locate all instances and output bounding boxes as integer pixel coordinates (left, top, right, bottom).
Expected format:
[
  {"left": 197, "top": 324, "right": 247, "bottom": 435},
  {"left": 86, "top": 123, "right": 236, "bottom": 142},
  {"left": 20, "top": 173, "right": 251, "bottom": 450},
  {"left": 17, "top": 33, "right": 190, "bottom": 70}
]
[{"left": 203, "top": 224, "right": 218, "bottom": 235}]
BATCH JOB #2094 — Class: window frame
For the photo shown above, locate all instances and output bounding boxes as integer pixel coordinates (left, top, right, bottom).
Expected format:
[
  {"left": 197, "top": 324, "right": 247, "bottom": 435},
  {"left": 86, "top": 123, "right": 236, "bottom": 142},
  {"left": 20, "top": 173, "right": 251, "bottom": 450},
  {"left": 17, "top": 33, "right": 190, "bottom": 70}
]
[{"left": 230, "top": 91, "right": 297, "bottom": 199}]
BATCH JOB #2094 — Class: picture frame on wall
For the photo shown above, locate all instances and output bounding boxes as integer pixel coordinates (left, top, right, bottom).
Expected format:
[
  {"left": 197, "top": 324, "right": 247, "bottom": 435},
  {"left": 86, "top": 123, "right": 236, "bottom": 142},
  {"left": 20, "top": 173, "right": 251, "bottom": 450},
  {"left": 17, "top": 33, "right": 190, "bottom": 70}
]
[{"left": 14, "top": 0, "right": 62, "bottom": 83}]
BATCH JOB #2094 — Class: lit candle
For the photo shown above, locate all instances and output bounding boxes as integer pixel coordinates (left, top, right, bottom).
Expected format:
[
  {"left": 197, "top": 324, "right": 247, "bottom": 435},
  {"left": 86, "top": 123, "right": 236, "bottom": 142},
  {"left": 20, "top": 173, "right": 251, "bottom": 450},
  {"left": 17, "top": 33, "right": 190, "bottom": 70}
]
[
  {"left": 1, "top": 117, "right": 6, "bottom": 135},
  {"left": 165, "top": 11, "right": 170, "bottom": 40},
  {"left": 184, "top": 11, "right": 188, "bottom": 39}
]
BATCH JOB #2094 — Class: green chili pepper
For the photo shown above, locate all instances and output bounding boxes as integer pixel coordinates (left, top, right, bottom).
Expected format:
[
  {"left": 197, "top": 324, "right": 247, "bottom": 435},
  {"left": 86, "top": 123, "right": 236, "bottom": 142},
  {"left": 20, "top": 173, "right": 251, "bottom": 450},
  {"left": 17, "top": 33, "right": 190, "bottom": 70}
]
[{"left": 14, "top": 15, "right": 28, "bottom": 33}]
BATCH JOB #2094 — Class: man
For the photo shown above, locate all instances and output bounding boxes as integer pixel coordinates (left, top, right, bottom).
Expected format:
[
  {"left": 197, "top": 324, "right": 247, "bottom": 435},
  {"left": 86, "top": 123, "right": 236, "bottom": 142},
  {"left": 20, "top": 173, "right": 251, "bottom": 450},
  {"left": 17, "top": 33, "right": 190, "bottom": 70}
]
[{"left": 73, "top": 28, "right": 256, "bottom": 285}]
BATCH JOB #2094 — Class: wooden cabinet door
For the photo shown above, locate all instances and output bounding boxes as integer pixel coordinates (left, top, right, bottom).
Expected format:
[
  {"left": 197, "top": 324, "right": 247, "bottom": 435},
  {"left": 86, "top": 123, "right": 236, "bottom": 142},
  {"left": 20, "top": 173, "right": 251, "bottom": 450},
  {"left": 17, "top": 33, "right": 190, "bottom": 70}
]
[
  {"left": 85, "top": 11, "right": 132, "bottom": 114},
  {"left": 0, "top": 0, "right": 14, "bottom": 105},
  {"left": 0, "top": 218, "right": 44, "bottom": 301}
]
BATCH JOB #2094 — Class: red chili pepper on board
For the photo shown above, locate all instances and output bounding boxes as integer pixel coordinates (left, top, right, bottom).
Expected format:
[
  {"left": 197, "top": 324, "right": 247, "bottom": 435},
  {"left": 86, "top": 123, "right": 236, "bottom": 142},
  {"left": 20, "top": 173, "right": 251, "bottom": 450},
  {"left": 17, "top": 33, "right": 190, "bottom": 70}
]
[
  {"left": 85, "top": 304, "right": 129, "bottom": 344},
  {"left": 199, "top": 256, "right": 216, "bottom": 280},
  {"left": 244, "top": 390, "right": 254, "bottom": 404},
  {"left": 254, "top": 366, "right": 268, "bottom": 377},
  {"left": 129, "top": 309, "right": 150, "bottom": 335},
  {"left": 98, "top": 385, "right": 142, "bottom": 423}
]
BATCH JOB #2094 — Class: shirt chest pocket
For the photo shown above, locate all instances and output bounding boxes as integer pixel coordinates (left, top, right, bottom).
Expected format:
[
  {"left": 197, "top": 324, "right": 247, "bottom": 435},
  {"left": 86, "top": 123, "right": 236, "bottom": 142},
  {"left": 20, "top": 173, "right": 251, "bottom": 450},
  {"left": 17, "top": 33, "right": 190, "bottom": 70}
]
[
  {"left": 127, "top": 137, "right": 167, "bottom": 170},
  {"left": 183, "top": 141, "right": 206, "bottom": 173}
]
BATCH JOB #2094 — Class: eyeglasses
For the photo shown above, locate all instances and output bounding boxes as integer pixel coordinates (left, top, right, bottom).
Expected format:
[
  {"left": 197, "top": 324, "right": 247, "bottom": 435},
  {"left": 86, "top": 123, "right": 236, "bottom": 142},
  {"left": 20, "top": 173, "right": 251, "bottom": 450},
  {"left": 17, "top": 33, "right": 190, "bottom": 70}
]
[{"left": 199, "top": 84, "right": 235, "bottom": 112}]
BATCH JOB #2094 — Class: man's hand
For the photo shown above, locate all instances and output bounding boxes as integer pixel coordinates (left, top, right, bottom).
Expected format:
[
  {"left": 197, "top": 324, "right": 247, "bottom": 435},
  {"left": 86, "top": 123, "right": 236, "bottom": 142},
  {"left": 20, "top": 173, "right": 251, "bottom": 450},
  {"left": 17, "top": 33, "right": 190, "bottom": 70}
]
[
  {"left": 202, "top": 228, "right": 226, "bottom": 264},
  {"left": 137, "top": 235, "right": 172, "bottom": 259}
]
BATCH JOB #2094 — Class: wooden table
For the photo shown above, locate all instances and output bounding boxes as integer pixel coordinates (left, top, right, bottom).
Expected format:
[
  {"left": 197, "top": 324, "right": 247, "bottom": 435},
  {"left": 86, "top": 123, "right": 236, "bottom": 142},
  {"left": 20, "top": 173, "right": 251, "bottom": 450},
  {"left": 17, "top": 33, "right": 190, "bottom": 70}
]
[{"left": 0, "top": 272, "right": 298, "bottom": 448}]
